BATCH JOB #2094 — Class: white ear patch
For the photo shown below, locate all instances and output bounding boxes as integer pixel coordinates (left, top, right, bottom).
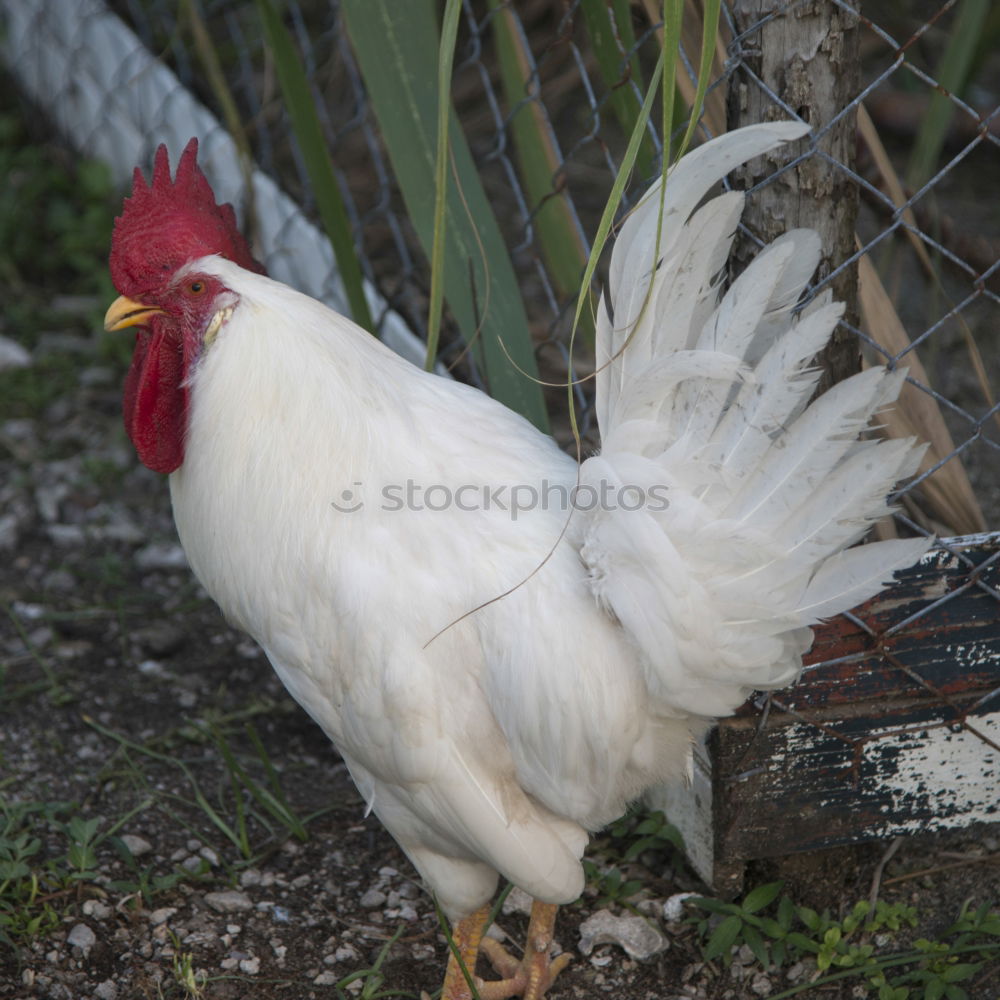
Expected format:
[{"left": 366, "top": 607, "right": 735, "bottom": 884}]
[{"left": 203, "top": 305, "right": 234, "bottom": 351}]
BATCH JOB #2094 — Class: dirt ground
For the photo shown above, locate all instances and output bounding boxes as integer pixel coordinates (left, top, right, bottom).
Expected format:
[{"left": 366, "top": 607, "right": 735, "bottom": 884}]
[{"left": 2, "top": 297, "right": 999, "bottom": 999}]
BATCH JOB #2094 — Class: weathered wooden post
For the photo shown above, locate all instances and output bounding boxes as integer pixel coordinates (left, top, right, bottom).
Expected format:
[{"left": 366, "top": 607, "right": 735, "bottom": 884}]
[{"left": 728, "top": 0, "right": 862, "bottom": 391}]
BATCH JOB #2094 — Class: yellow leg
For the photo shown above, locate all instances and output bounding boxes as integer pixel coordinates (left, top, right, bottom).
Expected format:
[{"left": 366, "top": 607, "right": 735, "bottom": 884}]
[
  {"left": 477, "top": 900, "right": 571, "bottom": 1000},
  {"left": 433, "top": 898, "right": 570, "bottom": 1000},
  {"left": 436, "top": 905, "right": 492, "bottom": 1000}
]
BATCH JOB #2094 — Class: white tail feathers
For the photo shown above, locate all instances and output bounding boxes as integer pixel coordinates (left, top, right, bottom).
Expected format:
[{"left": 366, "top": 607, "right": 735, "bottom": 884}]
[{"left": 581, "top": 123, "right": 929, "bottom": 719}]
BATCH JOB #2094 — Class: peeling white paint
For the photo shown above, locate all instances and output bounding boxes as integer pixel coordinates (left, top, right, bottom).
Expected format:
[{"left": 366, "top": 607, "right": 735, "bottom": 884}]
[
  {"left": 942, "top": 643, "right": 1000, "bottom": 669},
  {"left": 864, "top": 711, "right": 1000, "bottom": 832}
]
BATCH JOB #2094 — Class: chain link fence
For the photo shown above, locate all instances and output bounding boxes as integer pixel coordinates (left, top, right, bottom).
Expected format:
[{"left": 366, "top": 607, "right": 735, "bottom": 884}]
[{"left": 3, "top": 0, "right": 998, "bottom": 878}]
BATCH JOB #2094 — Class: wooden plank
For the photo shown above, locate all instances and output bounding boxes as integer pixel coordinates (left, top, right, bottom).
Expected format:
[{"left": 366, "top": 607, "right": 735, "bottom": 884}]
[
  {"left": 712, "top": 533, "right": 1000, "bottom": 868},
  {"left": 649, "top": 534, "right": 1000, "bottom": 889},
  {"left": 713, "top": 702, "right": 1000, "bottom": 861},
  {"left": 733, "top": 533, "right": 1000, "bottom": 715}
]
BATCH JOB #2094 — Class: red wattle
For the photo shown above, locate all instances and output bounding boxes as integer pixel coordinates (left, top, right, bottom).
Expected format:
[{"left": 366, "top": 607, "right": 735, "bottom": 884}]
[{"left": 123, "top": 325, "right": 188, "bottom": 475}]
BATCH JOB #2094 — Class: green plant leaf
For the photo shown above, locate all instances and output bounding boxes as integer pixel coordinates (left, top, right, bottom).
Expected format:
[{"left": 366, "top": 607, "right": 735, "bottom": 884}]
[
  {"left": 342, "top": 0, "right": 549, "bottom": 430},
  {"left": 704, "top": 914, "right": 743, "bottom": 962},
  {"left": 905, "top": 0, "right": 990, "bottom": 190},
  {"left": 256, "top": 0, "right": 374, "bottom": 333},
  {"left": 786, "top": 931, "right": 821, "bottom": 954},
  {"left": 742, "top": 923, "right": 770, "bottom": 968},
  {"left": 925, "top": 979, "right": 946, "bottom": 1000},
  {"left": 580, "top": 0, "right": 656, "bottom": 178},
  {"left": 942, "top": 963, "right": 980, "bottom": 982},
  {"left": 489, "top": 0, "right": 594, "bottom": 342},
  {"left": 691, "top": 896, "right": 739, "bottom": 917},
  {"left": 743, "top": 880, "right": 784, "bottom": 914}
]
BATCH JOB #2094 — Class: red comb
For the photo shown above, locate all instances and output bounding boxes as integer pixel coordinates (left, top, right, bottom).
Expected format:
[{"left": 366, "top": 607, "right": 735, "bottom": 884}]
[{"left": 109, "top": 138, "right": 265, "bottom": 294}]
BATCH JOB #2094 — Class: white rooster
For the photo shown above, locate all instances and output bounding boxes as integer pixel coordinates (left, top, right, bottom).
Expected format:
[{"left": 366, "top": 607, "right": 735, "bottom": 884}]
[{"left": 105, "top": 121, "right": 926, "bottom": 999}]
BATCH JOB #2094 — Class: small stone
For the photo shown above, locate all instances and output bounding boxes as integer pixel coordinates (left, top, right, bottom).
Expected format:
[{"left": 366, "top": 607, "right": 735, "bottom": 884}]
[
  {"left": 314, "top": 971, "right": 339, "bottom": 985},
  {"left": 35, "top": 483, "right": 69, "bottom": 523},
  {"left": 501, "top": 886, "right": 534, "bottom": 917},
  {"left": 121, "top": 834, "right": 152, "bottom": 858},
  {"left": 199, "top": 846, "right": 219, "bottom": 866},
  {"left": 150, "top": 907, "right": 177, "bottom": 926},
  {"left": 12, "top": 601, "right": 45, "bottom": 620},
  {"left": 97, "top": 516, "right": 145, "bottom": 545},
  {"left": 411, "top": 941, "right": 435, "bottom": 961},
  {"left": 334, "top": 944, "right": 360, "bottom": 963},
  {"left": 239, "top": 956, "right": 260, "bottom": 975},
  {"left": 42, "top": 568, "right": 77, "bottom": 592},
  {"left": 135, "top": 543, "right": 188, "bottom": 571},
  {"left": 0, "top": 514, "right": 20, "bottom": 550},
  {"left": 750, "top": 972, "right": 772, "bottom": 996},
  {"left": 1, "top": 417, "right": 38, "bottom": 453},
  {"left": 82, "top": 900, "right": 113, "bottom": 920},
  {"left": 94, "top": 978, "right": 118, "bottom": 1000},
  {"left": 47, "top": 524, "right": 85, "bottom": 546},
  {"left": 578, "top": 909, "right": 667, "bottom": 961},
  {"left": 35, "top": 331, "right": 95, "bottom": 355},
  {"left": 80, "top": 366, "right": 114, "bottom": 387},
  {"left": 56, "top": 639, "right": 93, "bottom": 660},
  {"left": 132, "top": 622, "right": 186, "bottom": 657},
  {"left": 663, "top": 892, "right": 699, "bottom": 923},
  {"left": 28, "top": 626, "right": 53, "bottom": 648},
  {"left": 205, "top": 890, "right": 253, "bottom": 913},
  {"left": 0, "top": 335, "right": 31, "bottom": 370},
  {"left": 786, "top": 962, "right": 805, "bottom": 982},
  {"left": 67, "top": 923, "right": 96, "bottom": 953},
  {"left": 359, "top": 888, "right": 386, "bottom": 909}
]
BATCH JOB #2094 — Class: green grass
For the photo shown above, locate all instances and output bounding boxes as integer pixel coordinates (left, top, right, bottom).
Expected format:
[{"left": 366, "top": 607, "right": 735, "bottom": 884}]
[
  {"left": 687, "top": 884, "right": 1000, "bottom": 1000},
  {"left": 0, "top": 708, "right": 325, "bottom": 957},
  {"left": 579, "top": 809, "right": 999, "bottom": 999}
]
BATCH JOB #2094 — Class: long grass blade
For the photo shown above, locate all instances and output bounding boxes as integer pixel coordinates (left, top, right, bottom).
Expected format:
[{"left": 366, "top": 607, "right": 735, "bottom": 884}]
[
  {"left": 580, "top": 0, "right": 657, "bottom": 178},
  {"left": 489, "top": 0, "right": 594, "bottom": 341},
  {"left": 675, "top": 0, "right": 721, "bottom": 156},
  {"left": 426, "top": 0, "right": 464, "bottom": 370},
  {"left": 256, "top": 0, "right": 374, "bottom": 332},
  {"left": 905, "top": 0, "right": 989, "bottom": 190},
  {"left": 343, "top": 0, "right": 549, "bottom": 429}
]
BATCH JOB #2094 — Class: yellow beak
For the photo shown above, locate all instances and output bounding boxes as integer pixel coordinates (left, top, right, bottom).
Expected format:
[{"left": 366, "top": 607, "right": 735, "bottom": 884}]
[{"left": 104, "top": 296, "right": 166, "bottom": 332}]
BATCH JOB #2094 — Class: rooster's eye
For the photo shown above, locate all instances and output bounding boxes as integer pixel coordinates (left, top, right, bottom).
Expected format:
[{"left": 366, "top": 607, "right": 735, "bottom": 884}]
[{"left": 188, "top": 280, "right": 206, "bottom": 295}]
